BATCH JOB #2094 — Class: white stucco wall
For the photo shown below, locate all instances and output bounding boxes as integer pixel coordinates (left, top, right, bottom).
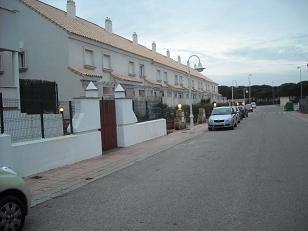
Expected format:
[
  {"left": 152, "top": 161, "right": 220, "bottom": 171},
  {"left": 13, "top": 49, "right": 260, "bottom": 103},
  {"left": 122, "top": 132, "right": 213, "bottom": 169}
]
[
  {"left": 115, "top": 98, "right": 137, "bottom": 125},
  {"left": 0, "top": 0, "right": 82, "bottom": 101},
  {"left": 117, "top": 119, "right": 166, "bottom": 147},
  {"left": 280, "top": 97, "right": 290, "bottom": 107},
  {"left": 72, "top": 97, "right": 100, "bottom": 133},
  {"left": 0, "top": 51, "right": 15, "bottom": 87},
  {"left": 0, "top": 3, "right": 19, "bottom": 51},
  {"left": 0, "top": 131, "right": 101, "bottom": 177}
]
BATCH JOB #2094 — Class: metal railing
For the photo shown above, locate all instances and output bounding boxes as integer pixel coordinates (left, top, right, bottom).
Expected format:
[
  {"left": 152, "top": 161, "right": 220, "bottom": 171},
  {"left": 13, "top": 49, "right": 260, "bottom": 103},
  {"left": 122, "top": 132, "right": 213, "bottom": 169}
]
[
  {"left": 132, "top": 98, "right": 162, "bottom": 122},
  {"left": 0, "top": 93, "right": 76, "bottom": 142}
]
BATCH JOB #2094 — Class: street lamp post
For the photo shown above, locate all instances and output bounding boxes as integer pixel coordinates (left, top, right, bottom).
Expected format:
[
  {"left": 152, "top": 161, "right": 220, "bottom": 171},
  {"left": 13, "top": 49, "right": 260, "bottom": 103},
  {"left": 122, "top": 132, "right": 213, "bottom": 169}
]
[
  {"left": 297, "top": 66, "right": 302, "bottom": 99},
  {"left": 272, "top": 81, "right": 275, "bottom": 105},
  {"left": 187, "top": 55, "right": 205, "bottom": 130},
  {"left": 243, "top": 88, "right": 248, "bottom": 104},
  {"left": 248, "top": 74, "right": 252, "bottom": 104},
  {"left": 231, "top": 80, "right": 237, "bottom": 106}
]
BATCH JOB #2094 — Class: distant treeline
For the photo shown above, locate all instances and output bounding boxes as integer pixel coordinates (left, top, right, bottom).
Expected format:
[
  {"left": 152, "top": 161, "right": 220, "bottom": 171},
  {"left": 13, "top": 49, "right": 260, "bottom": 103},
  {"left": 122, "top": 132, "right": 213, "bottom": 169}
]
[{"left": 218, "top": 81, "right": 308, "bottom": 104}]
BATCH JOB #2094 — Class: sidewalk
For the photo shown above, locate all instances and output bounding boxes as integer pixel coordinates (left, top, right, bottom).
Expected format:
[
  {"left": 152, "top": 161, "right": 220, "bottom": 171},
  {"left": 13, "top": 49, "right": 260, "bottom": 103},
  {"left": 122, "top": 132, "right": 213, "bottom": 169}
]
[
  {"left": 25, "top": 124, "right": 207, "bottom": 207},
  {"left": 291, "top": 111, "right": 308, "bottom": 121}
]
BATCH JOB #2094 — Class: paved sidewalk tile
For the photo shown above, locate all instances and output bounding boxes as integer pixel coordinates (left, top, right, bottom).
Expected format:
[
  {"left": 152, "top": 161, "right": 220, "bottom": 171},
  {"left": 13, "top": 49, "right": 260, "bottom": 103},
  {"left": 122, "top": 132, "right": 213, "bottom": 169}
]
[
  {"left": 25, "top": 124, "right": 207, "bottom": 207},
  {"left": 291, "top": 111, "right": 308, "bottom": 121}
]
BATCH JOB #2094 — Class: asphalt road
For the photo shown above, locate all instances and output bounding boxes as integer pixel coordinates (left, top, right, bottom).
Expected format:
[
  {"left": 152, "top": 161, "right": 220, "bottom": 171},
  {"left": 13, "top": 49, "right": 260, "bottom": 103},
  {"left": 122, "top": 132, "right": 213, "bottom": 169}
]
[{"left": 24, "top": 106, "right": 308, "bottom": 231}]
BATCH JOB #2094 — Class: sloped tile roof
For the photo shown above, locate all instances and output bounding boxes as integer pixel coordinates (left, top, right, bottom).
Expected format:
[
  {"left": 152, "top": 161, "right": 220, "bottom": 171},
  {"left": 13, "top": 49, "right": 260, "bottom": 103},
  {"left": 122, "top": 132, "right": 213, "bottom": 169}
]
[
  {"left": 68, "top": 66, "right": 103, "bottom": 78},
  {"left": 20, "top": 0, "right": 217, "bottom": 84},
  {"left": 111, "top": 72, "right": 143, "bottom": 84},
  {"left": 144, "top": 79, "right": 169, "bottom": 88},
  {"left": 166, "top": 83, "right": 184, "bottom": 90}
]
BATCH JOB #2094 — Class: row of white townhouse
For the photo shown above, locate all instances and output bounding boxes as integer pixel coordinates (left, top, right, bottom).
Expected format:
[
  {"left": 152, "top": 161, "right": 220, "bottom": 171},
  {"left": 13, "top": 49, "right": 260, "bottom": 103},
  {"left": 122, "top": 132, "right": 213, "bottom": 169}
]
[{"left": 0, "top": 0, "right": 223, "bottom": 106}]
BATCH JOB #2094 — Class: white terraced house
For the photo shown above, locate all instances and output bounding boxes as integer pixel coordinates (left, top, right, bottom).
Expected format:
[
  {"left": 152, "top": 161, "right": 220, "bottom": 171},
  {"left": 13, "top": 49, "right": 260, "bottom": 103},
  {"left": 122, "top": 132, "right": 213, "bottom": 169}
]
[{"left": 0, "top": 0, "right": 222, "bottom": 106}]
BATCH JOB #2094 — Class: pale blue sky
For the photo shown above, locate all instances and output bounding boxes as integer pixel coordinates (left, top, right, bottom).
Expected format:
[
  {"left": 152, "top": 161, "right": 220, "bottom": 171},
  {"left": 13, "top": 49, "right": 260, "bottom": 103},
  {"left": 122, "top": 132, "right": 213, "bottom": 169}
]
[{"left": 42, "top": 0, "right": 308, "bottom": 86}]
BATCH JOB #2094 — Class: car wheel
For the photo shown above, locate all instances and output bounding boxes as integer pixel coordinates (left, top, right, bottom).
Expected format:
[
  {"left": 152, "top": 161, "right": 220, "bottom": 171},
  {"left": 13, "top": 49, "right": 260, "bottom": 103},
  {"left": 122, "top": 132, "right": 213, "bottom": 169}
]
[{"left": 0, "top": 195, "right": 26, "bottom": 231}]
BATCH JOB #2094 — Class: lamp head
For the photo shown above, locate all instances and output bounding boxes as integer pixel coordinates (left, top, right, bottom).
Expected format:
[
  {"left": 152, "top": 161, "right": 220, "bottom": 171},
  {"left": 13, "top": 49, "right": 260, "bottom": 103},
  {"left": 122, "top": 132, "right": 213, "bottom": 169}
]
[
  {"left": 177, "top": 104, "right": 182, "bottom": 110},
  {"left": 195, "top": 61, "right": 205, "bottom": 72},
  {"left": 59, "top": 106, "right": 64, "bottom": 113},
  {"left": 213, "top": 102, "right": 217, "bottom": 108}
]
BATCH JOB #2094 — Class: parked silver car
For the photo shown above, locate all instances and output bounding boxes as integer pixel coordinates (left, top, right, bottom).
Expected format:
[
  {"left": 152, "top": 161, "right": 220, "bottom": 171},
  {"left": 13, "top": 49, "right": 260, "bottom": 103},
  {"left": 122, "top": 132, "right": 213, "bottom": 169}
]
[
  {"left": 208, "top": 107, "right": 237, "bottom": 130},
  {"left": 0, "top": 167, "right": 31, "bottom": 231}
]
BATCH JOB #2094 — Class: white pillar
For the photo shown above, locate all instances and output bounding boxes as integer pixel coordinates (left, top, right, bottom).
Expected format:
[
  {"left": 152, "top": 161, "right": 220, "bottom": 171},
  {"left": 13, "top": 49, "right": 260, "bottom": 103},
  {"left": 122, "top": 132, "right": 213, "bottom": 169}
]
[{"left": 12, "top": 51, "right": 20, "bottom": 108}]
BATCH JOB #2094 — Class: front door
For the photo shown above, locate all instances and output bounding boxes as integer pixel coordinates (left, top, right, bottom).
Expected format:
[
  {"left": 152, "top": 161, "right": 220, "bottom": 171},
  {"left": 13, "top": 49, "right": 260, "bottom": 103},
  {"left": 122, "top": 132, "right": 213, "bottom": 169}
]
[{"left": 100, "top": 100, "right": 117, "bottom": 151}]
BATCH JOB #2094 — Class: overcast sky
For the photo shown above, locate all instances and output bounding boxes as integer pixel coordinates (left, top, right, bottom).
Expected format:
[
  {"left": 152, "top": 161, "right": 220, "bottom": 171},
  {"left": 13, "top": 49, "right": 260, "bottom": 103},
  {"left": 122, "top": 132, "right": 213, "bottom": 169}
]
[{"left": 42, "top": 0, "right": 308, "bottom": 86}]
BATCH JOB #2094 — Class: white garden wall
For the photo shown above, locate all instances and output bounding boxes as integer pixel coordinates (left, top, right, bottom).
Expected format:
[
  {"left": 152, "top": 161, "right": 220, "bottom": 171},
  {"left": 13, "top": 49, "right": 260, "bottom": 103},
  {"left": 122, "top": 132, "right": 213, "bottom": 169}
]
[
  {"left": 117, "top": 119, "right": 166, "bottom": 147},
  {"left": 0, "top": 131, "right": 101, "bottom": 177}
]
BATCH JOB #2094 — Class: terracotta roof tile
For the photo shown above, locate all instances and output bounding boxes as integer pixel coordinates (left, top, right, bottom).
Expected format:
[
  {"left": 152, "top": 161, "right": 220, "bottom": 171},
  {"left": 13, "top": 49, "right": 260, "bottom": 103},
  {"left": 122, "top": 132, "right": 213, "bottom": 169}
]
[
  {"left": 111, "top": 72, "right": 143, "bottom": 84},
  {"left": 20, "top": 0, "right": 217, "bottom": 84},
  {"left": 68, "top": 66, "right": 103, "bottom": 78},
  {"left": 166, "top": 83, "right": 184, "bottom": 90}
]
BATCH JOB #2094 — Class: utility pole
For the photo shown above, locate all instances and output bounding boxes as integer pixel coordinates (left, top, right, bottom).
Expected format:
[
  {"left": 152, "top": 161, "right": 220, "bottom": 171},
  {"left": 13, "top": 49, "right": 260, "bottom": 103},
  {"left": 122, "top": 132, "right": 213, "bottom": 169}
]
[
  {"left": 272, "top": 81, "right": 274, "bottom": 105},
  {"left": 231, "top": 80, "right": 237, "bottom": 106},
  {"left": 297, "top": 66, "right": 302, "bottom": 99},
  {"left": 248, "top": 74, "right": 252, "bottom": 103}
]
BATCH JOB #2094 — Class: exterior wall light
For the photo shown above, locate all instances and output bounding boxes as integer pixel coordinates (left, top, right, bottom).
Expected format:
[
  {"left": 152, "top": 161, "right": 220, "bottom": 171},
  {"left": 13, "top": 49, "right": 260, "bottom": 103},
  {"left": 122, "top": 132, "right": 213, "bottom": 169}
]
[
  {"left": 213, "top": 102, "right": 217, "bottom": 107},
  {"left": 59, "top": 106, "right": 65, "bottom": 135},
  {"left": 177, "top": 103, "right": 182, "bottom": 110}
]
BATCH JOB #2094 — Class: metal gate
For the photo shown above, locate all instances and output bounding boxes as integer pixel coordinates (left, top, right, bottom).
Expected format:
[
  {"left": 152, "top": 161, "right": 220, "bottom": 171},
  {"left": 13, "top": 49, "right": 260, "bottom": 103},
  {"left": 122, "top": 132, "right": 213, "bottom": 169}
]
[{"left": 100, "top": 99, "right": 117, "bottom": 151}]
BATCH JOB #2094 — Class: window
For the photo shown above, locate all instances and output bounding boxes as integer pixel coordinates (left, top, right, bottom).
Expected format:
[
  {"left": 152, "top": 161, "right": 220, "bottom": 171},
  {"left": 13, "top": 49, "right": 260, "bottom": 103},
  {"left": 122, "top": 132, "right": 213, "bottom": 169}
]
[
  {"left": 139, "top": 89, "right": 145, "bottom": 97},
  {"left": 103, "top": 54, "right": 111, "bottom": 70},
  {"left": 174, "top": 92, "right": 177, "bottom": 98},
  {"left": 18, "top": 50, "right": 27, "bottom": 72},
  {"left": 163, "top": 72, "right": 168, "bottom": 83},
  {"left": 148, "top": 89, "right": 154, "bottom": 97},
  {"left": 128, "top": 61, "right": 135, "bottom": 75},
  {"left": 139, "top": 64, "right": 145, "bottom": 78},
  {"left": 126, "top": 88, "right": 135, "bottom": 97},
  {"left": 192, "top": 80, "right": 195, "bottom": 89},
  {"left": 167, "top": 90, "right": 172, "bottom": 97},
  {"left": 174, "top": 75, "right": 178, "bottom": 85},
  {"left": 84, "top": 49, "right": 94, "bottom": 68},
  {"left": 156, "top": 70, "right": 161, "bottom": 81},
  {"left": 179, "top": 76, "right": 183, "bottom": 86}
]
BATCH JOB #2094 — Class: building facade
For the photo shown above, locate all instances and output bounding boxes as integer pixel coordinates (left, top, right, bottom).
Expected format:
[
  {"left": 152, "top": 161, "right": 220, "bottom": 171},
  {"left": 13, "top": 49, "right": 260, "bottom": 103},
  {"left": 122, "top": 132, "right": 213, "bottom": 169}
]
[{"left": 0, "top": 0, "right": 222, "bottom": 106}]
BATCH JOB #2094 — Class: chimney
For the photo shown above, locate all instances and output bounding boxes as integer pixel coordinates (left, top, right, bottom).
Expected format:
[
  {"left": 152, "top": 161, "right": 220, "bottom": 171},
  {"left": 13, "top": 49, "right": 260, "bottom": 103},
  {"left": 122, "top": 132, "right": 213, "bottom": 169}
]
[
  {"left": 105, "top": 17, "right": 112, "bottom": 33},
  {"left": 66, "top": 0, "right": 76, "bottom": 19},
  {"left": 152, "top": 42, "right": 156, "bottom": 52},
  {"left": 166, "top": 49, "right": 170, "bottom": 58},
  {"left": 177, "top": 55, "right": 181, "bottom": 64},
  {"left": 132, "top": 32, "right": 138, "bottom": 44}
]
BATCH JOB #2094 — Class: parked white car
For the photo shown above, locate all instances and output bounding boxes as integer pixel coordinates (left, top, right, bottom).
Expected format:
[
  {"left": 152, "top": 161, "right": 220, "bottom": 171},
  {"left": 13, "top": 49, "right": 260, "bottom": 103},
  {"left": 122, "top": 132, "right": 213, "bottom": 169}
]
[
  {"left": 0, "top": 166, "right": 31, "bottom": 231},
  {"left": 208, "top": 107, "right": 237, "bottom": 130},
  {"left": 251, "top": 102, "right": 257, "bottom": 108}
]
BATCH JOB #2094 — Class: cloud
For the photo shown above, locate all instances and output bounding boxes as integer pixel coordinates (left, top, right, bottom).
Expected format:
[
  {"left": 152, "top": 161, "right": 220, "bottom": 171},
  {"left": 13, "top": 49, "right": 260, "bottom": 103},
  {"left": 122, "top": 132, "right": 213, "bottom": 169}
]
[{"left": 225, "top": 45, "right": 308, "bottom": 62}]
